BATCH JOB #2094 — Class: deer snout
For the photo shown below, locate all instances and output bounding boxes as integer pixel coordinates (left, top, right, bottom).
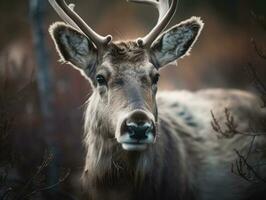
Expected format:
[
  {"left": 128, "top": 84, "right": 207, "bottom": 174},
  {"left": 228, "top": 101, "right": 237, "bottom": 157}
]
[
  {"left": 118, "top": 110, "right": 156, "bottom": 151},
  {"left": 127, "top": 122, "right": 152, "bottom": 140}
]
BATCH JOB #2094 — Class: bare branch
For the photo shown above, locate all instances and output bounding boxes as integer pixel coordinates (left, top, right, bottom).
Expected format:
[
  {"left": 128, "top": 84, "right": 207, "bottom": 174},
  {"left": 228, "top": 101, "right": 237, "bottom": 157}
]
[
  {"left": 251, "top": 11, "right": 266, "bottom": 31},
  {"left": 0, "top": 188, "right": 13, "bottom": 200},
  {"left": 232, "top": 149, "right": 266, "bottom": 183},
  {"left": 13, "top": 150, "right": 53, "bottom": 200},
  {"left": 245, "top": 63, "right": 266, "bottom": 108},
  {"left": 251, "top": 38, "right": 266, "bottom": 60},
  {"left": 21, "top": 169, "right": 70, "bottom": 199},
  {"left": 211, "top": 108, "right": 241, "bottom": 138}
]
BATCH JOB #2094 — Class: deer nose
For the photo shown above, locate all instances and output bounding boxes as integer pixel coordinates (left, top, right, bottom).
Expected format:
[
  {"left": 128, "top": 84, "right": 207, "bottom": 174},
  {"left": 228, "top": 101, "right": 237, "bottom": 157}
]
[
  {"left": 118, "top": 110, "right": 156, "bottom": 150},
  {"left": 126, "top": 122, "right": 152, "bottom": 140},
  {"left": 121, "top": 110, "right": 155, "bottom": 140}
]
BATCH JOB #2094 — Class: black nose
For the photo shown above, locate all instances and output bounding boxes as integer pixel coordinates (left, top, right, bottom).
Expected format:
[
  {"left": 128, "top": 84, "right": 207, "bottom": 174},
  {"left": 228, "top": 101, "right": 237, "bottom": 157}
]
[{"left": 127, "top": 122, "right": 152, "bottom": 140}]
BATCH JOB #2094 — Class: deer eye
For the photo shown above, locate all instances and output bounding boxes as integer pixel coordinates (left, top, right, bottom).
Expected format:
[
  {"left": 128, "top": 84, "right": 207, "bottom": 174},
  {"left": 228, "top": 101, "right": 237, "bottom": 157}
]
[
  {"left": 152, "top": 74, "right": 160, "bottom": 85},
  {"left": 96, "top": 75, "right": 107, "bottom": 86}
]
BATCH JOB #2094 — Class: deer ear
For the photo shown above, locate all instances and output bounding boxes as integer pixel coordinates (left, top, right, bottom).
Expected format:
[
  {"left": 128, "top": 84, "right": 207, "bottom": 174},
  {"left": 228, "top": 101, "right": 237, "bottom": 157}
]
[
  {"left": 49, "top": 22, "right": 98, "bottom": 77},
  {"left": 150, "top": 17, "right": 204, "bottom": 68}
]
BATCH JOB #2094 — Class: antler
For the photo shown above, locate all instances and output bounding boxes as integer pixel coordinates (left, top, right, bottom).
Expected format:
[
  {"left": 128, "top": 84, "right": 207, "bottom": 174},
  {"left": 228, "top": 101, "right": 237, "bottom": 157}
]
[
  {"left": 48, "top": 0, "right": 112, "bottom": 50},
  {"left": 127, "top": 0, "right": 178, "bottom": 47}
]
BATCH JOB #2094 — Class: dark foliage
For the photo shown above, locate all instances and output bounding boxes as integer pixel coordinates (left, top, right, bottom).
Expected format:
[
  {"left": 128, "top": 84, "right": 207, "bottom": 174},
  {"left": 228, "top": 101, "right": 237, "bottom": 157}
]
[{"left": 0, "top": 70, "right": 74, "bottom": 200}]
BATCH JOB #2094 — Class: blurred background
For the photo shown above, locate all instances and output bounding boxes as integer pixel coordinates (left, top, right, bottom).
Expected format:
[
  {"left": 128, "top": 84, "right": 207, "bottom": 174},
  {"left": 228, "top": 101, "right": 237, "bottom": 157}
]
[{"left": 0, "top": 0, "right": 265, "bottom": 199}]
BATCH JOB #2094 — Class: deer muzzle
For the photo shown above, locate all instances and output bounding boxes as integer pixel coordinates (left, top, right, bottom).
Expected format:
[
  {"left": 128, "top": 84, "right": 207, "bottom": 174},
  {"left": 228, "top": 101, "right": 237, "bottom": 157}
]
[{"left": 117, "top": 110, "right": 156, "bottom": 151}]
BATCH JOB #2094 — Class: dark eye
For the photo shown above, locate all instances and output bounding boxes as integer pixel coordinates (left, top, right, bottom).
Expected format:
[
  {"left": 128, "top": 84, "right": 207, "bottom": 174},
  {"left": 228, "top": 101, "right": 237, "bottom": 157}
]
[
  {"left": 152, "top": 74, "right": 160, "bottom": 85},
  {"left": 96, "top": 75, "right": 107, "bottom": 86}
]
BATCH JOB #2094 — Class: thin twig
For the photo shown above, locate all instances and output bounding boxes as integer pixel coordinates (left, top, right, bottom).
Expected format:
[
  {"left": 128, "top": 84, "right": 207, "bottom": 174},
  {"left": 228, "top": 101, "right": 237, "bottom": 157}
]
[
  {"left": 233, "top": 149, "right": 266, "bottom": 183},
  {"left": 251, "top": 38, "right": 266, "bottom": 60},
  {"left": 245, "top": 136, "right": 256, "bottom": 160},
  {"left": 13, "top": 150, "right": 53, "bottom": 200},
  {"left": 251, "top": 11, "right": 266, "bottom": 31},
  {"left": 245, "top": 63, "right": 266, "bottom": 108},
  {"left": 0, "top": 188, "right": 13, "bottom": 200},
  {"left": 21, "top": 169, "right": 70, "bottom": 199},
  {"left": 211, "top": 108, "right": 241, "bottom": 138}
]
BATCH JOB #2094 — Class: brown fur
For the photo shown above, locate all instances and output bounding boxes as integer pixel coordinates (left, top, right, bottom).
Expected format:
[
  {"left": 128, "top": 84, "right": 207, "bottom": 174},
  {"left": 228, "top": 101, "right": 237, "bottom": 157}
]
[
  {"left": 82, "top": 88, "right": 266, "bottom": 200},
  {"left": 48, "top": 18, "right": 266, "bottom": 200},
  {"left": 105, "top": 42, "right": 147, "bottom": 64}
]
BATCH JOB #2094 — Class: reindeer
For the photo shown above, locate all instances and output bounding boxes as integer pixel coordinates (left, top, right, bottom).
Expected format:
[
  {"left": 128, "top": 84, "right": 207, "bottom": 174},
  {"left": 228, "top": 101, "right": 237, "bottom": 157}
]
[{"left": 48, "top": 0, "right": 266, "bottom": 199}]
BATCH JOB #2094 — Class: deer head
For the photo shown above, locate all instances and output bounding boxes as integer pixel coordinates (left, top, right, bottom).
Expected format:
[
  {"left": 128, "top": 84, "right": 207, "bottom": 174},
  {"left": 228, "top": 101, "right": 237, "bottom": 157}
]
[{"left": 49, "top": 0, "right": 203, "bottom": 151}]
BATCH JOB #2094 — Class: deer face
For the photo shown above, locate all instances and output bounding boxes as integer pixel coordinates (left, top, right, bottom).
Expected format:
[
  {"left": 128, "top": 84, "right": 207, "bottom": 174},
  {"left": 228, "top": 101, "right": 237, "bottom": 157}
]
[
  {"left": 96, "top": 43, "right": 159, "bottom": 151},
  {"left": 49, "top": 0, "right": 203, "bottom": 151}
]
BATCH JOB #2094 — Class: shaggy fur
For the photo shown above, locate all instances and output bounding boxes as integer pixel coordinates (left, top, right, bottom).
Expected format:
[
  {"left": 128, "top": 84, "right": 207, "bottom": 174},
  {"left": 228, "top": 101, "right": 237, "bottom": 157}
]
[
  {"left": 48, "top": 15, "right": 266, "bottom": 200},
  {"left": 81, "top": 89, "right": 266, "bottom": 200}
]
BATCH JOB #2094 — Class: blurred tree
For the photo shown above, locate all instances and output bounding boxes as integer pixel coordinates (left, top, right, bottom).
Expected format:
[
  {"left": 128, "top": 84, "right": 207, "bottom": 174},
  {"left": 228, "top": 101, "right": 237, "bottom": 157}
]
[{"left": 29, "top": 0, "right": 58, "bottom": 194}]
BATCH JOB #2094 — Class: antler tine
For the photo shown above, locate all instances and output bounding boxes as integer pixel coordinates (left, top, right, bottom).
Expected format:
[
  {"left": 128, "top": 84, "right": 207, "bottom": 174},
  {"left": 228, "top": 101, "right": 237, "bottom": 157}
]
[
  {"left": 127, "top": 0, "right": 168, "bottom": 22},
  {"left": 128, "top": 0, "right": 178, "bottom": 48},
  {"left": 49, "top": 0, "right": 112, "bottom": 50},
  {"left": 127, "top": 0, "right": 158, "bottom": 7}
]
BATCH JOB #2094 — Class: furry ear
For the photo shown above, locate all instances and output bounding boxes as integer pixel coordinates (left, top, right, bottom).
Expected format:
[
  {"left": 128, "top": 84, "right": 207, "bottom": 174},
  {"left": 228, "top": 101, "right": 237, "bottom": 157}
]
[
  {"left": 150, "top": 17, "right": 204, "bottom": 68},
  {"left": 49, "top": 22, "right": 98, "bottom": 77}
]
